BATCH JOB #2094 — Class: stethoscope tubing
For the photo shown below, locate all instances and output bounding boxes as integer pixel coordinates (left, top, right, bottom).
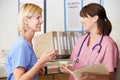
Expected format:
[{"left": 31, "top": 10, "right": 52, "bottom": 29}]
[
  {"left": 74, "top": 33, "right": 104, "bottom": 63},
  {"left": 77, "top": 34, "right": 90, "bottom": 57}
]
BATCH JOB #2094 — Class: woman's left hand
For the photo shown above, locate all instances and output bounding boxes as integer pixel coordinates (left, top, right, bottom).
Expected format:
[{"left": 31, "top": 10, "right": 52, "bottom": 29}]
[
  {"left": 39, "top": 66, "right": 45, "bottom": 76},
  {"left": 78, "top": 72, "right": 95, "bottom": 80}
]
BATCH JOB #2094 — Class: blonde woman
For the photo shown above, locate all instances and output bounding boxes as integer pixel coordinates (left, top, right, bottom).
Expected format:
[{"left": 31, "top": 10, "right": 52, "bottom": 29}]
[{"left": 5, "top": 3, "right": 57, "bottom": 80}]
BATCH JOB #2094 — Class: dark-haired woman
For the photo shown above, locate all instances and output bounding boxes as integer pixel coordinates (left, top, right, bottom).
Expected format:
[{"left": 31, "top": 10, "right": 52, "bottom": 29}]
[{"left": 61, "top": 3, "right": 119, "bottom": 80}]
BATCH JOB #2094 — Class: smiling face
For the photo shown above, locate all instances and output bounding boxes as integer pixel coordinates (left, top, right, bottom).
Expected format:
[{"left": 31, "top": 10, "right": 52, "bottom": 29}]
[
  {"left": 80, "top": 15, "right": 97, "bottom": 33},
  {"left": 80, "top": 3, "right": 112, "bottom": 35},
  {"left": 18, "top": 3, "right": 43, "bottom": 33},
  {"left": 24, "top": 14, "right": 43, "bottom": 32}
]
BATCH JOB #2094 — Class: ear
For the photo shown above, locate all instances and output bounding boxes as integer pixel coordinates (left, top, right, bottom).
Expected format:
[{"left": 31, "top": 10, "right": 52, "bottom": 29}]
[
  {"left": 93, "top": 15, "right": 98, "bottom": 22},
  {"left": 23, "top": 17, "right": 29, "bottom": 24}
]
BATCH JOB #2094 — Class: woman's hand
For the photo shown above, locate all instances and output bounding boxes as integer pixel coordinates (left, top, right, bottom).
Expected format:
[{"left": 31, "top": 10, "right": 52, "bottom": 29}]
[
  {"left": 39, "top": 49, "right": 57, "bottom": 63},
  {"left": 75, "top": 72, "right": 97, "bottom": 80},
  {"left": 60, "top": 64, "right": 68, "bottom": 73},
  {"left": 79, "top": 72, "right": 95, "bottom": 80},
  {"left": 60, "top": 64, "right": 72, "bottom": 73},
  {"left": 39, "top": 66, "right": 45, "bottom": 76}
]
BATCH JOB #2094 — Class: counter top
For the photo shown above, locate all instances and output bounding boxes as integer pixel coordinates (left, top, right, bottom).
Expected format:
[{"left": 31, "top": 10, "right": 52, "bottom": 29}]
[
  {"left": 0, "top": 50, "right": 7, "bottom": 78},
  {"left": 0, "top": 59, "right": 71, "bottom": 78},
  {"left": 45, "top": 59, "right": 72, "bottom": 74},
  {"left": 0, "top": 65, "right": 7, "bottom": 78}
]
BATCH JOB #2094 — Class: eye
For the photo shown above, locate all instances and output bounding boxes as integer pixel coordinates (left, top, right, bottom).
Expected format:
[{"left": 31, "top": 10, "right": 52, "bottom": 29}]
[{"left": 37, "top": 16, "right": 40, "bottom": 19}]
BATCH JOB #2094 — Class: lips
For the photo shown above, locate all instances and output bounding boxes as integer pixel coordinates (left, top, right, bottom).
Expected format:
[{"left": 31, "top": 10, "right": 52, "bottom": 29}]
[{"left": 37, "top": 24, "right": 41, "bottom": 27}]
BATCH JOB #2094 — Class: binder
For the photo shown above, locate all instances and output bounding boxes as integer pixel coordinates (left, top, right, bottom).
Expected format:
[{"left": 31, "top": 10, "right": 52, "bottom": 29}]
[
  {"left": 33, "top": 31, "right": 58, "bottom": 58},
  {"left": 67, "top": 32, "right": 79, "bottom": 55},
  {"left": 33, "top": 31, "right": 81, "bottom": 58},
  {"left": 63, "top": 32, "right": 69, "bottom": 55},
  {"left": 57, "top": 31, "right": 65, "bottom": 55}
]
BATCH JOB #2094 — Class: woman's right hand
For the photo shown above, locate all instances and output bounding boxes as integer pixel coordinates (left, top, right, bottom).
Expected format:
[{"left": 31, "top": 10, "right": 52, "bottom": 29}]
[
  {"left": 39, "top": 49, "right": 57, "bottom": 63},
  {"left": 60, "top": 64, "right": 72, "bottom": 73},
  {"left": 60, "top": 64, "right": 69, "bottom": 73}
]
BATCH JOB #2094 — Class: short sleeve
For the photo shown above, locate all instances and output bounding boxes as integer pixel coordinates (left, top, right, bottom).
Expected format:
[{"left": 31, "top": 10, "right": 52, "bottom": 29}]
[
  {"left": 103, "top": 43, "right": 119, "bottom": 72},
  {"left": 11, "top": 44, "right": 31, "bottom": 70}
]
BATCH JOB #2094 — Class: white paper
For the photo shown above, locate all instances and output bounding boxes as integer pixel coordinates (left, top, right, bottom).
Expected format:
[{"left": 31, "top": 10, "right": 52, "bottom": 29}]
[{"left": 60, "top": 64, "right": 109, "bottom": 80}]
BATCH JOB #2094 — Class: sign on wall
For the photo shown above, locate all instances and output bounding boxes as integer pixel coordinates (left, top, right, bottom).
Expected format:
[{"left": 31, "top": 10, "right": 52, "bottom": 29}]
[
  {"left": 64, "top": 0, "right": 82, "bottom": 32},
  {"left": 64, "top": 0, "right": 103, "bottom": 32}
]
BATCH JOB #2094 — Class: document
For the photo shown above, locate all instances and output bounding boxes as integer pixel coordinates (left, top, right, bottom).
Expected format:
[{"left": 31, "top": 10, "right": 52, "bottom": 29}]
[{"left": 60, "top": 64, "right": 109, "bottom": 80}]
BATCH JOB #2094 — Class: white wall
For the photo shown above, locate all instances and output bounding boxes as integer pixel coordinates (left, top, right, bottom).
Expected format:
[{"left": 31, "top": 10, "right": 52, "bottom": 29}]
[
  {"left": 0, "top": 0, "right": 18, "bottom": 49},
  {"left": 46, "top": 0, "right": 64, "bottom": 32}
]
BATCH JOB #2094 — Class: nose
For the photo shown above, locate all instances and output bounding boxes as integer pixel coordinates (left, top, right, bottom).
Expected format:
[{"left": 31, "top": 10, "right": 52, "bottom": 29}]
[
  {"left": 40, "top": 18, "right": 44, "bottom": 24},
  {"left": 80, "top": 17, "right": 83, "bottom": 23}
]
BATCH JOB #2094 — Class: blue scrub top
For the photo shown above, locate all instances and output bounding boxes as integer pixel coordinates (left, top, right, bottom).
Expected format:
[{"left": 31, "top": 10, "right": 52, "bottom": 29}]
[{"left": 5, "top": 36, "right": 38, "bottom": 80}]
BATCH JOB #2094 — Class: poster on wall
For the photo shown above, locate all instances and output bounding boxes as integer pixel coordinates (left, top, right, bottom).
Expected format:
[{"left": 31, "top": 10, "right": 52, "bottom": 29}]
[
  {"left": 64, "top": 0, "right": 83, "bottom": 32},
  {"left": 64, "top": 0, "right": 103, "bottom": 32},
  {"left": 82, "top": 0, "right": 103, "bottom": 7},
  {"left": 18, "top": 0, "right": 45, "bottom": 35}
]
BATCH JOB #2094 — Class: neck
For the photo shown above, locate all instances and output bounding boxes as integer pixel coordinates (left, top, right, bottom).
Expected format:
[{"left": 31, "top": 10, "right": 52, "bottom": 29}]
[
  {"left": 89, "top": 33, "right": 101, "bottom": 39},
  {"left": 20, "top": 30, "right": 35, "bottom": 45},
  {"left": 87, "top": 33, "right": 102, "bottom": 46}
]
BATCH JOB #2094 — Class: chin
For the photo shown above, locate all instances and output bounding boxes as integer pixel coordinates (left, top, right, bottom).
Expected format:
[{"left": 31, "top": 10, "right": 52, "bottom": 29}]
[
  {"left": 37, "top": 30, "right": 41, "bottom": 32},
  {"left": 36, "top": 27, "right": 41, "bottom": 31},
  {"left": 35, "top": 28, "right": 41, "bottom": 32}
]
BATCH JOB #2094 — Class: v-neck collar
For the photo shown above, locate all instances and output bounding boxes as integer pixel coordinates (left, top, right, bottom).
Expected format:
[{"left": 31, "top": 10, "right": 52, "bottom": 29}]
[{"left": 85, "top": 35, "right": 102, "bottom": 49}]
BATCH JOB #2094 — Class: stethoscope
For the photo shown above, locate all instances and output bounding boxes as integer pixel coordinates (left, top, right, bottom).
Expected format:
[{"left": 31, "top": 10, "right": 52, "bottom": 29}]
[{"left": 74, "top": 33, "right": 104, "bottom": 63}]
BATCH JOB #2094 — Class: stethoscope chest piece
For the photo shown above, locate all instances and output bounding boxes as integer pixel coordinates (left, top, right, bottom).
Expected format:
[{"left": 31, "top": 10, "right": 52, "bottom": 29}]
[{"left": 74, "top": 57, "right": 79, "bottom": 63}]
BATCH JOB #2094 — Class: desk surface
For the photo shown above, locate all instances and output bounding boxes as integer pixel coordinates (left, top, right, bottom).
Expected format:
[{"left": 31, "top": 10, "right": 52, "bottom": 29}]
[
  {"left": 0, "top": 59, "right": 71, "bottom": 78},
  {"left": 0, "top": 65, "right": 7, "bottom": 78}
]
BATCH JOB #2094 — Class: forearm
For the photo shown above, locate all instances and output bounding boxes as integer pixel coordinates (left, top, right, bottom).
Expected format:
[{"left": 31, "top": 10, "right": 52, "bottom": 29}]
[
  {"left": 19, "top": 59, "right": 45, "bottom": 80},
  {"left": 19, "top": 49, "right": 56, "bottom": 80}
]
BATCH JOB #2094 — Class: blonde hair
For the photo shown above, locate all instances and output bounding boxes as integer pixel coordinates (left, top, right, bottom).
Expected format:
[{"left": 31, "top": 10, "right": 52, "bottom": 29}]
[{"left": 18, "top": 3, "right": 42, "bottom": 32}]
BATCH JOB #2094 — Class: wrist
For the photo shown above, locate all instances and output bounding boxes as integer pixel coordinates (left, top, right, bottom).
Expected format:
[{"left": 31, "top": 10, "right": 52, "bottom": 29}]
[{"left": 37, "top": 58, "right": 45, "bottom": 66}]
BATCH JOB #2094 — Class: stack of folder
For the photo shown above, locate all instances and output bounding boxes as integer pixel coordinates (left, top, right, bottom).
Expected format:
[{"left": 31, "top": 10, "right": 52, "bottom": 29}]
[{"left": 33, "top": 31, "right": 81, "bottom": 59}]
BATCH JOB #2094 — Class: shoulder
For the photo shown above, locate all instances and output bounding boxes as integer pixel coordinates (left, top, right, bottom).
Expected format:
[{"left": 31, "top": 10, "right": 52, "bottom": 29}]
[
  {"left": 12, "top": 36, "right": 29, "bottom": 48},
  {"left": 102, "top": 36, "right": 119, "bottom": 53},
  {"left": 8, "top": 36, "right": 30, "bottom": 54},
  {"left": 102, "top": 36, "right": 117, "bottom": 46}
]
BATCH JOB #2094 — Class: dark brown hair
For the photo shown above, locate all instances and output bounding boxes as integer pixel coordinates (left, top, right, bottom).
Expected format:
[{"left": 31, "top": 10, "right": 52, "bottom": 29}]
[{"left": 80, "top": 3, "right": 112, "bottom": 35}]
